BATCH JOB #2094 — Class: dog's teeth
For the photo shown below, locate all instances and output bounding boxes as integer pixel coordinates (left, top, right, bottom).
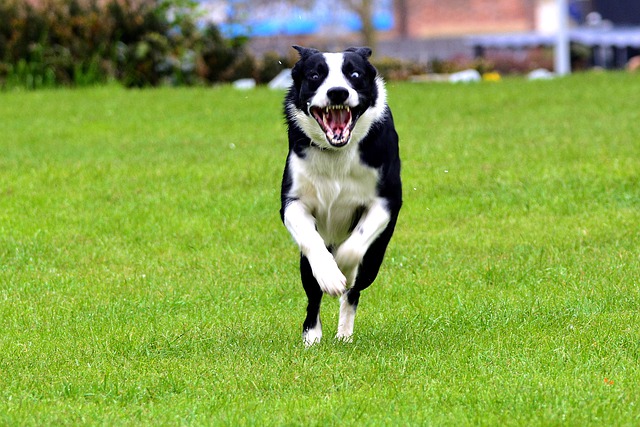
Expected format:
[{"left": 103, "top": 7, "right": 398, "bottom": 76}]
[{"left": 325, "top": 105, "right": 350, "bottom": 110}]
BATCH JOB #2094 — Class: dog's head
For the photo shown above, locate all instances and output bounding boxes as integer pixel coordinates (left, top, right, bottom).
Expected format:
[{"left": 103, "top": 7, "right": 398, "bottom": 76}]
[{"left": 287, "top": 46, "right": 386, "bottom": 149}]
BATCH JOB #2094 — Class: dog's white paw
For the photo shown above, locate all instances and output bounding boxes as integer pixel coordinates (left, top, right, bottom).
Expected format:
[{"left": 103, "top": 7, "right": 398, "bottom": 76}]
[
  {"left": 309, "top": 252, "right": 346, "bottom": 296},
  {"left": 334, "top": 240, "right": 365, "bottom": 271},
  {"left": 303, "top": 326, "right": 322, "bottom": 347},
  {"left": 316, "top": 264, "right": 346, "bottom": 296},
  {"left": 335, "top": 332, "right": 353, "bottom": 343}
]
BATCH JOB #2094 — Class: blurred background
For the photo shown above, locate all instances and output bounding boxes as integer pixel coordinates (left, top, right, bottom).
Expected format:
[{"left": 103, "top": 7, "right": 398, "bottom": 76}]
[{"left": 1, "top": 0, "right": 639, "bottom": 88}]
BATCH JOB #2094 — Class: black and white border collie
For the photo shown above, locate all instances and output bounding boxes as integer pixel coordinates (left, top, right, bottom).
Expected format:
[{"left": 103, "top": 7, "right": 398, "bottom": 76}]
[{"left": 280, "top": 46, "right": 402, "bottom": 346}]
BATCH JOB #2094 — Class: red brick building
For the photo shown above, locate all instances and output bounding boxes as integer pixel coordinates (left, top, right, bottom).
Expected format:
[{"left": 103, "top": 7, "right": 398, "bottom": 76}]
[{"left": 392, "top": 0, "right": 538, "bottom": 38}]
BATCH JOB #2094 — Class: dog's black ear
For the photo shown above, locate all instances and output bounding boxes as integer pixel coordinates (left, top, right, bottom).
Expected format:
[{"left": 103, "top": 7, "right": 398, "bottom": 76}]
[
  {"left": 346, "top": 47, "right": 377, "bottom": 81},
  {"left": 293, "top": 45, "right": 320, "bottom": 60},
  {"left": 291, "top": 46, "right": 320, "bottom": 86},
  {"left": 345, "top": 46, "right": 372, "bottom": 59}
]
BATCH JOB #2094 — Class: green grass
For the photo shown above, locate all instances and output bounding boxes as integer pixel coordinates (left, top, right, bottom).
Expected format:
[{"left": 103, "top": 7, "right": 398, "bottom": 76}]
[{"left": 1, "top": 73, "right": 639, "bottom": 425}]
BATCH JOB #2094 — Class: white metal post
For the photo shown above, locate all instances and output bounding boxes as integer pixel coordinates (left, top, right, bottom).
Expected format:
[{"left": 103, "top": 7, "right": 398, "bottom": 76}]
[{"left": 555, "top": 0, "right": 571, "bottom": 75}]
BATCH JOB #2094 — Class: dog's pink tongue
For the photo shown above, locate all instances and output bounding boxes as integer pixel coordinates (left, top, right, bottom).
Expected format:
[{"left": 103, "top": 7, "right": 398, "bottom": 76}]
[{"left": 327, "top": 109, "right": 350, "bottom": 134}]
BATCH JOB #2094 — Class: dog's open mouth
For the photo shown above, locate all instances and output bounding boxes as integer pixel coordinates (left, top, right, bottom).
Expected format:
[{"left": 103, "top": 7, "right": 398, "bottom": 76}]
[{"left": 310, "top": 105, "right": 356, "bottom": 147}]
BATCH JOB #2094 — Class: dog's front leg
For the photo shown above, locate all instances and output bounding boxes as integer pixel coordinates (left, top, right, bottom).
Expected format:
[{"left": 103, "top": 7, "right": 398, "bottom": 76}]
[
  {"left": 283, "top": 200, "right": 346, "bottom": 297},
  {"left": 334, "top": 198, "right": 391, "bottom": 278}
]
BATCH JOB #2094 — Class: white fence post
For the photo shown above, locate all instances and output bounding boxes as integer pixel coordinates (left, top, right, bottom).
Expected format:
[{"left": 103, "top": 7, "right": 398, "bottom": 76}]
[{"left": 555, "top": 0, "right": 571, "bottom": 75}]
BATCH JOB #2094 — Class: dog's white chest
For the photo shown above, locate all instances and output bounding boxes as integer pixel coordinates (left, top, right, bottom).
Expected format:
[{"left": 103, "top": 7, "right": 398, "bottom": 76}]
[{"left": 288, "top": 150, "right": 379, "bottom": 245}]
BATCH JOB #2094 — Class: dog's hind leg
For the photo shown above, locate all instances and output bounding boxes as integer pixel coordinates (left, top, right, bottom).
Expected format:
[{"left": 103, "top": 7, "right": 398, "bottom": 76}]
[
  {"left": 336, "top": 225, "right": 395, "bottom": 342},
  {"left": 300, "top": 255, "right": 323, "bottom": 346},
  {"left": 336, "top": 288, "right": 360, "bottom": 342}
]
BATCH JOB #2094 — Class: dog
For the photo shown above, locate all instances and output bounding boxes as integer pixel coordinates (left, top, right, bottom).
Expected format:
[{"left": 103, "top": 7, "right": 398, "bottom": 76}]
[{"left": 280, "top": 46, "right": 402, "bottom": 346}]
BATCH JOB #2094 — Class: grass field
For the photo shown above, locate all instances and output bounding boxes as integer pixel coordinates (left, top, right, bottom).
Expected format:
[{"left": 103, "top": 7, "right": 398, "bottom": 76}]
[{"left": 1, "top": 72, "right": 639, "bottom": 425}]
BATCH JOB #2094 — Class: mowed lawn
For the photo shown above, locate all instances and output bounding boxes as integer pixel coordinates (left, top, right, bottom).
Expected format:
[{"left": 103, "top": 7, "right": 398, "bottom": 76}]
[{"left": 1, "top": 72, "right": 639, "bottom": 425}]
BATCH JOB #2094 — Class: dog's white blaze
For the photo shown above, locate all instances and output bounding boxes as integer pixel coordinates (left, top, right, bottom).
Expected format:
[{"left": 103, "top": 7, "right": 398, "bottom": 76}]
[
  {"left": 303, "top": 315, "right": 322, "bottom": 347},
  {"left": 336, "top": 294, "right": 356, "bottom": 341},
  {"left": 309, "top": 53, "right": 358, "bottom": 109}
]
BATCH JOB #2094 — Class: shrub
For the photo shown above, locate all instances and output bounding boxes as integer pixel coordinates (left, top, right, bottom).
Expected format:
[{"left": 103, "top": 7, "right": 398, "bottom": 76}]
[
  {"left": 0, "top": 0, "right": 254, "bottom": 89},
  {"left": 373, "top": 57, "right": 426, "bottom": 81}
]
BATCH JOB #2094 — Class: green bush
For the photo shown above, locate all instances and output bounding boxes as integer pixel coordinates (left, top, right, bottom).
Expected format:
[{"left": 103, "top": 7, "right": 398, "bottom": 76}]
[
  {"left": 0, "top": 0, "right": 255, "bottom": 89},
  {"left": 372, "top": 57, "right": 426, "bottom": 81}
]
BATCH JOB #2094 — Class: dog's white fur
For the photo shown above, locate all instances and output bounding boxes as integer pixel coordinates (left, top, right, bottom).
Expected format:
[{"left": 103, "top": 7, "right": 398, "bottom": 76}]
[{"left": 283, "top": 153, "right": 391, "bottom": 298}]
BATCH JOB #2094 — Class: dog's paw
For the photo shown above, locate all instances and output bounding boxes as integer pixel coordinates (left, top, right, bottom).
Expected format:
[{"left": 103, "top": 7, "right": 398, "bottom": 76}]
[
  {"left": 303, "top": 327, "right": 322, "bottom": 347},
  {"left": 309, "top": 253, "right": 346, "bottom": 296},
  {"left": 334, "top": 239, "right": 365, "bottom": 271},
  {"left": 335, "top": 332, "right": 353, "bottom": 343},
  {"left": 316, "top": 265, "right": 346, "bottom": 296}
]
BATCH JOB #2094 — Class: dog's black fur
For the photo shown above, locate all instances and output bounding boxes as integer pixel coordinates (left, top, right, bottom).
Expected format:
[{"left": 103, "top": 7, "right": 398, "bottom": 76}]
[{"left": 280, "top": 46, "right": 402, "bottom": 345}]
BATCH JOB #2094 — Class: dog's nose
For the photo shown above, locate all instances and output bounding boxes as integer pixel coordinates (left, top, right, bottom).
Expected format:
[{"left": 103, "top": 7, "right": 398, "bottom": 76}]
[{"left": 327, "top": 87, "right": 349, "bottom": 105}]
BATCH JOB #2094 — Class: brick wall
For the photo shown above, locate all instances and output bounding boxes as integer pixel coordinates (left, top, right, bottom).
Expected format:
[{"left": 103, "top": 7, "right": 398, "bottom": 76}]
[{"left": 394, "top": 0, "right": 537, "bottom": 38}]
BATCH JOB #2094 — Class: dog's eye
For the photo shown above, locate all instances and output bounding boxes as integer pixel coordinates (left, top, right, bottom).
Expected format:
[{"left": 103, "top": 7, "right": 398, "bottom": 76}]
[
  {"left": 309, "top": 73, "right": 320, "bottom": 80},
  {"left": 350, "top": 71, "right": 360, "bottom": 79}
]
